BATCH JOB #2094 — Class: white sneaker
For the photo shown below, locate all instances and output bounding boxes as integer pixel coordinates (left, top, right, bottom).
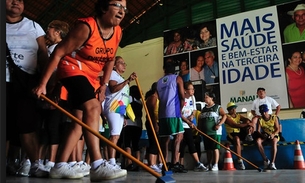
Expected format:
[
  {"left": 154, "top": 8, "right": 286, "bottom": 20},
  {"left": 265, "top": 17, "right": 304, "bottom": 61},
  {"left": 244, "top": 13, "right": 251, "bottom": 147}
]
[
  {"left": 211, "top": 164, "right": 219, "bottom": 171},
  {"left": 44, "top": 161, "right": 54, "bottom": 172},
  {"left": 16, "top": 159, "right": 31, "bottom": 177},
  {"left": 269, "top": 162, "right": 277, "bottom": 170},
  {"left": 158, "top": 163, "right": 163, "bottom": 170},
  {"left": 150, "top": 164, "right": 162, "bottom": 173},
  {"left": 264, "top": 159, "right": 270, "bottom": 169},
  {"left": 29, "top": 163, "right": 49, "bottom": 178},
  {"left": 237, "top": 159, "right": 245, "bottom": 170},
  {"left": 71, "top": 162, "right": 91, "bottom": 177},
  {"left": 194, "top": 162, "right": 208, "bottom": 172},
  {"left": 49, "top": 164, "right": 83, "bottom": 179},
  {"left": 90, "top": 161, "right": 127, "bottom": 181}
]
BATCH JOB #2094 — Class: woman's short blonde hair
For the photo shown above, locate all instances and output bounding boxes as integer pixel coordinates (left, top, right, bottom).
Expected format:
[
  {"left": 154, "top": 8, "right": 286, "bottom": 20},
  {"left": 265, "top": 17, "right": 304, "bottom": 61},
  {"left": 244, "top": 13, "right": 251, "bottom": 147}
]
[{"left": 48, "top": 20, "right": 70, "bottom": 38}]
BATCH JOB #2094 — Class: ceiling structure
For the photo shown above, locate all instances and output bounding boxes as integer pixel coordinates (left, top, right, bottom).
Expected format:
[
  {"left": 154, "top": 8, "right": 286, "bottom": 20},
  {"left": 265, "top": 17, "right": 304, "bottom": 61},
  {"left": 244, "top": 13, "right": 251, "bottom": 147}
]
[
  {"left": 22, "top": 0, "right": 296, "bottom": 47},
  {"left": 23, "top": 0, "right": 162, "bottom": 47}
]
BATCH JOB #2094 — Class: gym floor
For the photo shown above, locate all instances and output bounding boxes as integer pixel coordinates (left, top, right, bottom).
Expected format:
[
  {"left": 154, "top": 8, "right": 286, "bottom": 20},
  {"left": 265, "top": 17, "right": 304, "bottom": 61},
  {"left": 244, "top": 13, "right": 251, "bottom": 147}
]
[{"left": 5, "top": 169, "right": 305, "bottom": 183}]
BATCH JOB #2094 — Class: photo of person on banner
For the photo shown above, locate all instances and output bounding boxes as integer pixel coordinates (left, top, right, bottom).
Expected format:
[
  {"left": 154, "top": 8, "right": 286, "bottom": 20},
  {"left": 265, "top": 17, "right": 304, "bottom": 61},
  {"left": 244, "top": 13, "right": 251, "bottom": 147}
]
[
  {"left": 193, "top": 24, "right": 217, "bottom": 49},
  {"left": 283, "top": 3, "right": 305, "bottom": 43},
  {"left": 190, "top": 55, "right": 205, "bottom": 81},
  {"left": 285, "top": 50, "right": 305, "bottom": 108},
  {"left": 164, "top": 30, "right": 192, "bottom": 56},
  {"left": 203, "top": 50, "right": 219, "bottom": 84}
]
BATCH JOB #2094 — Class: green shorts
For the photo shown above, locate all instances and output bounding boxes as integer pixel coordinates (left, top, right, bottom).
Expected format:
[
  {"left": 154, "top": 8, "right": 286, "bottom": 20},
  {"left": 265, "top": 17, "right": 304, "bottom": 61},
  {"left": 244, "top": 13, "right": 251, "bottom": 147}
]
[
  {"left": 203, "top": 134, "right": 221, "bottom": 150},
  {"left": 158, "top": 117, "right": 184, "bottom": 137}
]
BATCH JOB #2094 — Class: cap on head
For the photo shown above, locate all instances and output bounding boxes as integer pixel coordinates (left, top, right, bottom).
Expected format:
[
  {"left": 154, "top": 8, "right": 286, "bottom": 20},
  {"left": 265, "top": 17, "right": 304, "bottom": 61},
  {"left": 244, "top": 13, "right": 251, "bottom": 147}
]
[
  {"left": 257, "top": 87, "right": 265, "bottom": 92},
  {"left": 227, "top": 102, "right": 237, "bottom": 110},
  {"left": 259, "top": 104, "right": 269, "bottom": 114}
]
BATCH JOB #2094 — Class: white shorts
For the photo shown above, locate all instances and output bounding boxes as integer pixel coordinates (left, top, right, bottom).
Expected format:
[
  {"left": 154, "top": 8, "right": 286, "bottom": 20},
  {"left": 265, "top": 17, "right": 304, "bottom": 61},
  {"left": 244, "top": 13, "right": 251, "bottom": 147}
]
[{"left": 105, "top": 112, "right": 124, "bottom": 136}]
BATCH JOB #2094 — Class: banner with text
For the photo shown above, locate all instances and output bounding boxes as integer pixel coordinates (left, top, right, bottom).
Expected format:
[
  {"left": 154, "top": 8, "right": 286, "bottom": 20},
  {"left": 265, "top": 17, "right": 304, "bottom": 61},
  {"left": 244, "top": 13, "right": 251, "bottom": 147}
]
[{"left": 216, "top": 6, "right": 289, "bottom": 111}]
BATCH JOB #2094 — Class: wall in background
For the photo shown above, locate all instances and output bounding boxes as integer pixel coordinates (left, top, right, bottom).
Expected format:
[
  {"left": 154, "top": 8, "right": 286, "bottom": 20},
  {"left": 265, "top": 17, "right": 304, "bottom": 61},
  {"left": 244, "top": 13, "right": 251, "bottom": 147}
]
[{"left": 117, "top": 37, "right": 304, "bottom": 123}]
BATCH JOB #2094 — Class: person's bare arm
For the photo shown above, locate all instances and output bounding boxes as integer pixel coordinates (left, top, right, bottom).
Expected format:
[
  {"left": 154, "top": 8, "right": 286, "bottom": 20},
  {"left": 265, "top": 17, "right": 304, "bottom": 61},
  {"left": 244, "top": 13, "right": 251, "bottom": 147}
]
[
  {"left": 251, "top": 110, "right": 256, "bottom": 117},
  {"left": 108, "top": 72, "right": 137, "bottom": 93},
  {"left": 34, "top": 21, "right": 90, "bottom": 97},
  {"left": 225, "top": 115, "right": 248, "bottom": 128},
  {"left": 177, "top": 76, "right": 185, "bottom": 111},
  {"left": 215, "top": 107, "right": 227, "bottom": 130},
  {"left": 275, "top": 105, "right": 281, "bottom": 116},
  {"left": 271, "top": 116, "right": 280, "bottom": 139}
]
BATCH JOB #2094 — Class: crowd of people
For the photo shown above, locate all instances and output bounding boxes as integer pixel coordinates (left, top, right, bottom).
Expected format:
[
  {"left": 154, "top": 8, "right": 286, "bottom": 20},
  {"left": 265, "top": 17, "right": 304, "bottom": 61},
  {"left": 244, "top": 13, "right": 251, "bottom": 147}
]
[{"left": 6, "top": 0, "right": 290, "bottom": 181}]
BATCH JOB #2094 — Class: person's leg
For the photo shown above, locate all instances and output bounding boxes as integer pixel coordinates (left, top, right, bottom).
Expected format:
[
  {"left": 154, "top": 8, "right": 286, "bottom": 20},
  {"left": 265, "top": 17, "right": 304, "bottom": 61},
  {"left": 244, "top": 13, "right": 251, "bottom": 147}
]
[
  {"left": 130, "top": 126, "right": 142, "bottom": 170},
  {"left": 54, "top": 76, "right": 126, "bottom": 180},
  {"left": 48, "top": 144, "right": 58, "bottom": 164},
  {"left": 183, "top": 128, "right": 200, "bottom": 163},
  {"left": 108, "top": 135, "right": 121, "bottom": 164},
  {"left": 57, "top": 121, "right": 82, "bottom": 162},
  {"left": 179, "top": 134, "right": 186, "bottom": 165},
  {"left": 76, "top": 137, "right": 85, "bottom": 162},
  {"left": 106, "top": 113, "right": 124, "bottom": 166},
  {"left": 213, "top": 149, "right": 219, "bottom": 166},
  {"left": 270, "top": 138, "right": 278, "bottom": 164},
  {"left": 79, "top": 99, "right": 105, "bottom": 163},
  {"left": 206, "top": 150, "right": 213, "bottom": 166},
  {"left": 122, "top": 126, "right": 132, "bottom": 168},
  {"left": 16, "top": 96, "right": 50, "bottom": 177},
  {"left": 44, "top": 108, "right": 60, "bottom": 167},
  {"left": 160, "top": 136, "right": 170, "bottom": 163},
  {"left": 233, "top": 135, "right": 245, "bottom": 170},
  {"left": 172, "top": 133, "right": 183, "bottom": 164},
  {"left": 233, "top": 136, "right": 242, "bottom": 157},
  {"left": 203, "top": 137, "right": 213, "bottom": 168},
  {"left": 251, "top": 116, "right": 259, "bottom": 131},
  {"left": 194, "top": 135, "right": 202, "bottom": 160},
  {"left": 269, "top": 137, "right": 278, "bottom": 170},
  {"left": 256, "top": 138, "right": 266, "bottom": 160}
]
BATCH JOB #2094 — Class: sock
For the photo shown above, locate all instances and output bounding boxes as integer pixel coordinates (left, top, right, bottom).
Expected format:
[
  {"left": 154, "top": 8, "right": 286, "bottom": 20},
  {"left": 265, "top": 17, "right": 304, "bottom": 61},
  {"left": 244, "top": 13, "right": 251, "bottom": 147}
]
[
  {"left": 109, "top": 158, "right": 116, "bottom": 165},
  {"left": 68, "top": 161, "right": 77, "bottom": 167},
  {"left": 54, "top": 162, "right": 68, "bottom": 168},
  {"left": 91, "top": 159, "right": 105, "bottom": 170},
  {"left": 77, "top": 160, "right": 84, "bottom": 164},
  {"left": 47, "top": 161, "right": 55, "bottom": 167}
]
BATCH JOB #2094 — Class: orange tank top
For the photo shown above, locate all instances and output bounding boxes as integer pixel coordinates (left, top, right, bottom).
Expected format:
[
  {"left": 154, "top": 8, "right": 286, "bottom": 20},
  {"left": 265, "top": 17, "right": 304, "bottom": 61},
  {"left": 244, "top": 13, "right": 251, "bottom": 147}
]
[{"left": 57, "top": 16, "right": 122, "bottom": 88}]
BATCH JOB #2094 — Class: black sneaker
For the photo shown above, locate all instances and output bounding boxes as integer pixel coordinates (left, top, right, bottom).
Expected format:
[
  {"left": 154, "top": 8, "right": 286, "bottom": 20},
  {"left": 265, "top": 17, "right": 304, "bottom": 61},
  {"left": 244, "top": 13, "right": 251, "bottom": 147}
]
[
  {"left": 126, "top": 164, "right": 134, "bottom": 171},
  {"left": 161, "top": 162, "right": 172, "bottom": 176},
  {"left": 172, "top": 163, "right": 188, "bottom": 173}
]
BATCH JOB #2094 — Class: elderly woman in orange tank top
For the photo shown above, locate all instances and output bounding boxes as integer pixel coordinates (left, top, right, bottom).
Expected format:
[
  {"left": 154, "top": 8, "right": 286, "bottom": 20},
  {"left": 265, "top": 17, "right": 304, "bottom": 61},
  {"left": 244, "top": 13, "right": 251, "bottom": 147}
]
[{"left": 34, "top": 0, "right": 128, "bottom": 181}]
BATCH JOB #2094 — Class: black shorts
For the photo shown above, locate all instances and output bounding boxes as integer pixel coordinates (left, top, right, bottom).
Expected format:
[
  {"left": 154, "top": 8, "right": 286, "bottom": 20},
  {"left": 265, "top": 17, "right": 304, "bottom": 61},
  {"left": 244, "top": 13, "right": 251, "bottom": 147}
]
[
  {"left": 226, "top": 128, "right": 248, "bottom": 144},
  {"left": 60, "top": 76, "right": 96, "bottom": 110}
]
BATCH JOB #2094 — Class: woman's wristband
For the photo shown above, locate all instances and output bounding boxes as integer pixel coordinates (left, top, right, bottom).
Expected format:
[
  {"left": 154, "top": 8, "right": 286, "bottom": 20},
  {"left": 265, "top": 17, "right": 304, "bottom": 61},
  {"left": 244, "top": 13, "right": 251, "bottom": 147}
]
[{"left": 101, "top": 82, "right": 108, "bottom": 86}]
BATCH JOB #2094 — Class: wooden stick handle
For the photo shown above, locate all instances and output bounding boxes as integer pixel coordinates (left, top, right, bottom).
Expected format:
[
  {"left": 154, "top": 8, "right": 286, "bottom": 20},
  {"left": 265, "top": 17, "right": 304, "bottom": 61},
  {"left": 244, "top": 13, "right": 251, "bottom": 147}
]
[{"left": 39, "top": 94, "right": 161, "bottom": 178}]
